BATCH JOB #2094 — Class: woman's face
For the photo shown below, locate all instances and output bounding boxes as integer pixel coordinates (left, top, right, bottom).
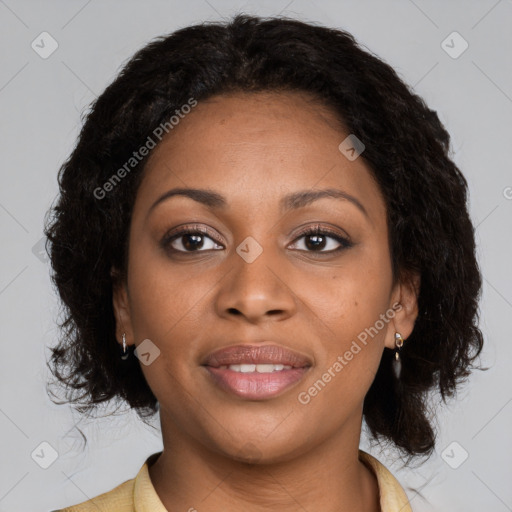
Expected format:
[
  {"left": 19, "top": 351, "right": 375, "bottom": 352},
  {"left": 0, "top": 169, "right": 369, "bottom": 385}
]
[{"left": 113, "top": 91, "right": 418, "bottom": 463}]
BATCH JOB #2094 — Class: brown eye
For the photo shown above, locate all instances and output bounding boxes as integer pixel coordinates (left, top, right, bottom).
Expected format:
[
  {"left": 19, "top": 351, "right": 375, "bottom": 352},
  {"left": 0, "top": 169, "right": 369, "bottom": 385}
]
[
  {"left": 304, "top": 233, "right": 329, "bottom": 250},
  {"left": 289, "top": 227, "right": 352, "bottom": 253},
  {"left": 161, "top": 227, "right": 224, "bottom": 253}
]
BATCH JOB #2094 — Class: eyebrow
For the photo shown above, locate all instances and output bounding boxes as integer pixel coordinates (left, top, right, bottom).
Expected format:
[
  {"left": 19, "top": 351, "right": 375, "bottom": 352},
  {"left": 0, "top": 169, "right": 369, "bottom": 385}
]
[{"left": 147, "top": 187, "right": 369, "bottom": 219}]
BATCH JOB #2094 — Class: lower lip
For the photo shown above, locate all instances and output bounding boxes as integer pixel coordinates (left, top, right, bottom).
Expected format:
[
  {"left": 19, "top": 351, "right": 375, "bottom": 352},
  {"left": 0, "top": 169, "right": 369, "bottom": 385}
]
[{"left": 203, "top": 366, "right": 309, "bottom": 400}]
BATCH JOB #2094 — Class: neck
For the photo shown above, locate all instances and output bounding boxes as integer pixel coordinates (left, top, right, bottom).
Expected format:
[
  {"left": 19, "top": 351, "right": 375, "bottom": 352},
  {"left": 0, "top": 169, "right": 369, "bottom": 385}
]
[{"left": 148, "top": 411, "right": 381, "bottom": 512}]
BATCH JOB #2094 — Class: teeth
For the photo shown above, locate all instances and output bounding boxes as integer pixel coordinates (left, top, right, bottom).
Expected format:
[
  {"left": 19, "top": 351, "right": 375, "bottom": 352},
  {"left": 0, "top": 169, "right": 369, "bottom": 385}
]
[
  {"left": 255, "top": 364, "right": 278, "bottom": 372},
  {"left": 218, "top": 363, "right": 294, "bottom": 373}
]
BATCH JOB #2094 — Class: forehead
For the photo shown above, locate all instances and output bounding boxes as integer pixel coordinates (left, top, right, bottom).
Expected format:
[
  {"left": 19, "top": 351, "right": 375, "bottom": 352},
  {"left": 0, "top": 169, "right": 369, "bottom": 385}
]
[{"left": 134, "top": 91, "right": 385, "bottom": 223}]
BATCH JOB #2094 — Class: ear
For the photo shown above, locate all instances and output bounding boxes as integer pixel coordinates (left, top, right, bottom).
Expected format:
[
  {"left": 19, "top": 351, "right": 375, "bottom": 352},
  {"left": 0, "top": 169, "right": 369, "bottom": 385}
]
[
  {"left": 384, "top": 270, "right": 421, "bottom": 350},
  {"left": 111, "top": 266, "right": 134, "bottom": 348}
]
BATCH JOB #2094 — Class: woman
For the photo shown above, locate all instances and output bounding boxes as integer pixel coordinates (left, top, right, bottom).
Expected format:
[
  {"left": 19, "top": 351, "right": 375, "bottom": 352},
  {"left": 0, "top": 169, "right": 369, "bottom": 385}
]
[{"left": 45, "top": 14, "right": 484, "bottom": 512}]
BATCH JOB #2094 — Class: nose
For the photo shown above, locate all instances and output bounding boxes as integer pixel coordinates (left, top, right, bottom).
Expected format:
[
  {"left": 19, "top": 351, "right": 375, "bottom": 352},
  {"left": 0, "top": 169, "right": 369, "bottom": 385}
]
[{"left": 214, "top": 243, "right": 297, "bottom": 324}]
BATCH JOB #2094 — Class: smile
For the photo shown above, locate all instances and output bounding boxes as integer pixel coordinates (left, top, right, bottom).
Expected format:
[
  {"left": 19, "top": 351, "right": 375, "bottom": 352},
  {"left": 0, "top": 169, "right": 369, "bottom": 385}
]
[
  {"left": 218, "top": 363, "right": 293, "bottom": 372},
  {"left": 202, "top": 343, "right": 312, "bottom": 400}
]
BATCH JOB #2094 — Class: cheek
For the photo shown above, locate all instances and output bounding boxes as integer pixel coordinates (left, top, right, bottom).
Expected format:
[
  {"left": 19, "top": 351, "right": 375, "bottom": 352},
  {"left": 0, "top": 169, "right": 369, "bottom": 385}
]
[
  {"left": 125, "top": 242, "right": 227, "bottom": 400},
  {"left": 304, "top": 245, "right": 393, "bottom": 390},
  {"left": 306, "top": 241, "right": 393, "bottom": 331},
  {"left": 125, "top": 245, "right": 205, "bottom": 407},
  {"left": 126, "top": 240, "right": 212, "bottom": 338}
]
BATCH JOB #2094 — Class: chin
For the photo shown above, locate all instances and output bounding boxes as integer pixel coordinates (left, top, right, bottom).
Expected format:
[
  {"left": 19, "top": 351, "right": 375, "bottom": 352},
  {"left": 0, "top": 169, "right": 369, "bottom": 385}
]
[{"left": 209, "top": 433, "right": 309, "bottom": 467}]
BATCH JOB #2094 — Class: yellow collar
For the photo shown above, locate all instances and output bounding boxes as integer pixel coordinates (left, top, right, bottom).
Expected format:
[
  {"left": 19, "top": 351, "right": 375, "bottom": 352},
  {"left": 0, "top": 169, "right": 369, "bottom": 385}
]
[{"left": 132, "top": 450, "right": 412, "bottom": 512}]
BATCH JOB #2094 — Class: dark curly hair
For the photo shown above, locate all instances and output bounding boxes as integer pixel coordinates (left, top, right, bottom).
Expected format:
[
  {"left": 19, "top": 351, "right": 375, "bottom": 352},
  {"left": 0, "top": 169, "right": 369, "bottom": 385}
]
[{"left": 44, "top": 13, "right": 485, "bottom": 461}]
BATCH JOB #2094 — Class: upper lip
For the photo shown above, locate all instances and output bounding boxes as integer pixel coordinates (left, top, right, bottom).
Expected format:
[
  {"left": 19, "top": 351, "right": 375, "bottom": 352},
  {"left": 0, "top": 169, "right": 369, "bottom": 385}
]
[{"left": 202, "top": 344, "right": 312, "bottom": 368}]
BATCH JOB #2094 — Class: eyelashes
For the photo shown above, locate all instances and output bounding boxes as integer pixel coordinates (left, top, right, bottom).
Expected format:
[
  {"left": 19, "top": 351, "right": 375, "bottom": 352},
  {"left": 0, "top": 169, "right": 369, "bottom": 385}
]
[
  {"left": 290, "top": 225, "right": 352, "bottom": 253},
  {"left": 162, "top": 225, "right": 223, "bottom": 253},
  {"left": 160, "top": 224, "right": 353, "bottom": 256}
]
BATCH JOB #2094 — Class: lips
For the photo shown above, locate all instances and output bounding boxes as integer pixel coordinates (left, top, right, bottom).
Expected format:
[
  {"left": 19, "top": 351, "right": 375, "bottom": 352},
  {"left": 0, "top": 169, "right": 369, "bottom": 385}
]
[
  {"left": 201, "top": 344, "right": 312, "bottom": 400},
  {"left": 202, "top": 344, "right": 312, "bottom": 369}
]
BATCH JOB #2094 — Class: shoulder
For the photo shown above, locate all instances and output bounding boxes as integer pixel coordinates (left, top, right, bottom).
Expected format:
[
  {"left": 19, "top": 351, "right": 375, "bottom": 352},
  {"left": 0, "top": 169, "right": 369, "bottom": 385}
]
[
  {"left": 51, "top": 473, "right": 136, "bottom": 511},
  {"left": 358, "top": 449, "right": 413, "bottom": 512},
  {"left": 51, "top": 452, "right": 163, "bottom": 512}
]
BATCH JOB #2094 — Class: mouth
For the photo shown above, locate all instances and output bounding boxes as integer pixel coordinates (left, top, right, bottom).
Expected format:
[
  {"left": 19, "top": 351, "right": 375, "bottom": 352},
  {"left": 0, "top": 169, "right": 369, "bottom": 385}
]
[{"left": 201, "top": 344, "right": 312, "bottom": 400}]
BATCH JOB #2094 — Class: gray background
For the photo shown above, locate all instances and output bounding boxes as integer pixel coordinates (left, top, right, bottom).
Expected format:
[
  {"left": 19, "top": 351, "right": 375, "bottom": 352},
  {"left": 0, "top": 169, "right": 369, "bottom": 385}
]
[{"left": 0, "top": 0, "right": 511, "bottom": 510}]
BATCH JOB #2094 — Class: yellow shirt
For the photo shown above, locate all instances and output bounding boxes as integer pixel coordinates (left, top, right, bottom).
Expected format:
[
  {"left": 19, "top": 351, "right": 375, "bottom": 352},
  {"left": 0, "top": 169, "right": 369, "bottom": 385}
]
[{"left": 54, "top": 449, "right": 413, "bottom": 511}]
